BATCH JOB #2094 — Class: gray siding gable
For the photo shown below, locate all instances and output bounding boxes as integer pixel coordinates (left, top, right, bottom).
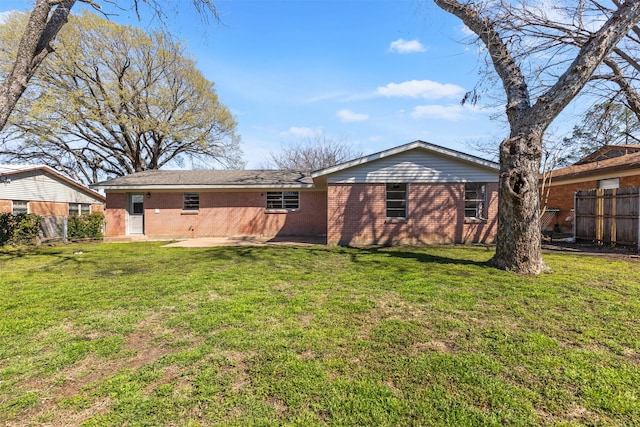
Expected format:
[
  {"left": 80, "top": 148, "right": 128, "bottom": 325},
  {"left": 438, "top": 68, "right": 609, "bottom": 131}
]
[
  {"left": 324, "top": 147, "right": 499, "bottom": 184},
  {"left": 0, "top": 167, "right": 104, "bottom": 204}
]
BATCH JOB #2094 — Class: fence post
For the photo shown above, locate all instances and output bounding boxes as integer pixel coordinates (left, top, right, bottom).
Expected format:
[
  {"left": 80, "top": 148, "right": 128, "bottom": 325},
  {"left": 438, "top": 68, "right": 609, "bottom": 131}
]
[
  {"left": 63, "top": 216, "right": 68, "bottom": 243},
  {"left": 596, "top": 189, "right": 604, "bottom": 244},
  {"left": 611, "top": 188, "right": 617, "bottom": 246},
  {"left": 573, "top": 191, "right": 577, "bottom": 241}
]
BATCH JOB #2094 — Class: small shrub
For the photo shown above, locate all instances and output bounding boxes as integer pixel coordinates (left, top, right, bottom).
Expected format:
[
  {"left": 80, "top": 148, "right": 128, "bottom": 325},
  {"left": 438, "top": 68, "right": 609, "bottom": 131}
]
[
  {"left": 0, "top": 213, "right": 13, "bottom": 245},
  {"left": 0, "top": 213, "right": 42, "bottom": 246},
  {"left": 67, "top": 212, "right": 104, "bottom": 240}
]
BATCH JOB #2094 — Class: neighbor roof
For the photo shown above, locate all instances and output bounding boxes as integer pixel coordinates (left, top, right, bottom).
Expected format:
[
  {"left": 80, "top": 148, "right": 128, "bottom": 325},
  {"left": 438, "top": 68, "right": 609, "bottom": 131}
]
[
  {"left": 311, "top": 140, "right": 499, "bottom": 178},
  {"left": 573, "top": 144, "right": 640, "bottom": 165},
  {"left": 0, "top": 164, "right": 105, "bottom": 201},
  {"left": 91, "top": 169, "right": 315, "bottom": 190},
  {"left": 549, "top": 150, "right": 640, "bottom": 182}
]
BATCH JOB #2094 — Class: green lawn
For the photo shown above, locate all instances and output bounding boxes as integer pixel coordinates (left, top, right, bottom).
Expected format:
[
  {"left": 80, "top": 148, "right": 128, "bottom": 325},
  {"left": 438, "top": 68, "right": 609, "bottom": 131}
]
[{"left": 0, "top": 242, "right": 638, "bottom": 426}]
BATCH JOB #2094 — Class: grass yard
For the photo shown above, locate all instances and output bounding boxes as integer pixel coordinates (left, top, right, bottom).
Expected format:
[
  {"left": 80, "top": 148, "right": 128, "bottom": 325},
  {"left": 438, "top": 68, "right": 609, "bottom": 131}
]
[{"left": 0, "top": 242, "right": 639, "bottom": 426}]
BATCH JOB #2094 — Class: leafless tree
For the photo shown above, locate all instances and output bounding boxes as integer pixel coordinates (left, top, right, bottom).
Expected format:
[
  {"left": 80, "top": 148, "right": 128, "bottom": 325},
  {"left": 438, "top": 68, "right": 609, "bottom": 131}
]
[
  {"left": 434, "top": 0, "right": 640, "bottom": 274},
  {"left": 265, "top": 135, "right": 362, "bottom": 171}
]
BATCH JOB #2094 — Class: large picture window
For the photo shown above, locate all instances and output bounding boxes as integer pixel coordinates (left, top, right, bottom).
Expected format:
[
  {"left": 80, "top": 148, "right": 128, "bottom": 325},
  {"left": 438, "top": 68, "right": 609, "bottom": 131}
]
[
  {"left": 465, "top": 183, "right": 486, "bottom": 220},
  {"left": 386, "top": 183, "right": 407, "bottom": 218},
  {"left": 183, "top": 193, "right": 200, "bottom": 211},
  {"left": 266, "top": 191, "right": 299, "bottom": 210}
]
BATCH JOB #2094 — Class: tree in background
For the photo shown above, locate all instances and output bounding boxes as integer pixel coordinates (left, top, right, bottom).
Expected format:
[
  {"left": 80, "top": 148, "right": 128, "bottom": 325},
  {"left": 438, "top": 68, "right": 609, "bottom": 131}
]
[
  {"left": 0, "top": 12, "right": 241, "bottom": 184},
  {"left": 434, "top": 0, "right": 640, "bottom": 274},
  {"left": 559, "top": 102, "right": 640, "bottom": 166},
  {"left": 265, "top": 135, "right": 362, "bottom": 171},
  {"left": 0, "top": 0, "right": 217, "bottom": 133}
]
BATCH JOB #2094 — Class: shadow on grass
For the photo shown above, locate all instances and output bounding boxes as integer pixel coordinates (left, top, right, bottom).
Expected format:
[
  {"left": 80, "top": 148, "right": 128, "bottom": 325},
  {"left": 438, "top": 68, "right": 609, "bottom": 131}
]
[
  {"left": 0, "top": 247, "right": 100, "bottom": 272},
  {"left": 177, "top": 243, "right": 495, "bottom": 271},
  {"left": 347, "top": 246, "right": 494, "bottom": 269}
]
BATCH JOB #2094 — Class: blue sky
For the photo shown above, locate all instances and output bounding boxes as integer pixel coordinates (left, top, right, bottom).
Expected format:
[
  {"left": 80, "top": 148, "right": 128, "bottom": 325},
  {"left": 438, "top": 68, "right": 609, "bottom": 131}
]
[{"left": 1, "top": 1, "right": 511, "bottom": 168}]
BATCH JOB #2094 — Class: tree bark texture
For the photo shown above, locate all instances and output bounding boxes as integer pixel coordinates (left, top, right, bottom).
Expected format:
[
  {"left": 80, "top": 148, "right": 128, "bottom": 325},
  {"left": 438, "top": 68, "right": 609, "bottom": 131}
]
[
  {"left": 0, "top": 0, "right": 75, "bottom": 132},
  {"left": 491, "top": 130, "right": 546, "bottom": 274}
]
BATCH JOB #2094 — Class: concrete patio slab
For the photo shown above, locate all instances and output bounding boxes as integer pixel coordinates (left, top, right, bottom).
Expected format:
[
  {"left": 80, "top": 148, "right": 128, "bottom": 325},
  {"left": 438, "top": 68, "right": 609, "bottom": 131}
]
[{"left": 163, "top": 236, "right": 327, "bottom": 248}]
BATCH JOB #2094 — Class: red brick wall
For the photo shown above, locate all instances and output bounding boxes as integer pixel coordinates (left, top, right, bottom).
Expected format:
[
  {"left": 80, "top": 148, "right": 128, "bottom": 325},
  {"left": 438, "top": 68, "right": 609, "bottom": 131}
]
[
  {"left": 0, "top": 200, "right": 104, "bottom": 215},
  {"left": 91, "top": 203, "right": 105, "bottom": 214},
  {"left": 103, "top": 190, "right": 327, "bottom": 239},
  {"left": 28, "top": 201, "right": 68, "bottom": 216},
  {"left": 104, "top": 193, "right": 127, "bottom": 237},
  {"left": 620, "top": 175, "right": 640, "bottom": 187},
  {"left": 327, "top": 183, "right": 498, "bottom": 245},
  {"left": 0, "top": 200, "right": 11, "bottom": 213}
]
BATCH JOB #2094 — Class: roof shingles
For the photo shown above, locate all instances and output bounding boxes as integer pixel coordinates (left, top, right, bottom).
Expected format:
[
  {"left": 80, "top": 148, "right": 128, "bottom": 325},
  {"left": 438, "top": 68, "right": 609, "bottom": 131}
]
[
  {"left": 550, "top": 151, "right": 640, "bottom": 181},
  {"left": 92, "top": 170, "right": 314, "bottom": 189}
]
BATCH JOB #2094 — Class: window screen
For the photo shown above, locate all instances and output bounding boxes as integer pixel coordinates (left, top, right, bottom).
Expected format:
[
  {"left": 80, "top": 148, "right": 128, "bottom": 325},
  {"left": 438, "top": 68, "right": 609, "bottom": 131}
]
[
  {"left": 386, "top": 183, "right": 407, "bottom": 218},
  {"left": 266, "top": 191, "right": 299, "bottom": 209},
  {"left": 465, "top": 183, "right": 486, "bottom": 219},
  {"left": 183, "top": 193, "right": 200, "bottom": 210}
]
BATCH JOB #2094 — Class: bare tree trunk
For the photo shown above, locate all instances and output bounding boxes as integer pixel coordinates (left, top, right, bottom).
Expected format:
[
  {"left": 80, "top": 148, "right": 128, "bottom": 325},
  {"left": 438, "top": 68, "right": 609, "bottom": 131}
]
[
  {"left": 491, "top": 131, "right": 546, "bottom": 274},
  {"left": 0, "top": 0, "right": 75, "bottom": 131}
]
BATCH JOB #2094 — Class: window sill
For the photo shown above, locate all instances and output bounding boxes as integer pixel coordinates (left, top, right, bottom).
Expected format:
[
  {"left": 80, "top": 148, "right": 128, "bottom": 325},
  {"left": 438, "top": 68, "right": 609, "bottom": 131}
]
[
  {"left": 385, "top": 218, "right": 407, "bottom": 224},
  {"left": 265, "top": 209, "right": 299, "bottom": 214},
  {"left": 181, "top": 210, "right": 199, "bottom": 215},
  {"left": 464, "top": 217, "right": 486, "bottom": 224}
]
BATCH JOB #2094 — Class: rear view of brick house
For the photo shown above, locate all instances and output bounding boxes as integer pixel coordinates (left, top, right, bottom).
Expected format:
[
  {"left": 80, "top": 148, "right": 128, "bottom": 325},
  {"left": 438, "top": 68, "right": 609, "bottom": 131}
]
[{"left": 92, "top": 141, "right": 499, "bottom": 245}]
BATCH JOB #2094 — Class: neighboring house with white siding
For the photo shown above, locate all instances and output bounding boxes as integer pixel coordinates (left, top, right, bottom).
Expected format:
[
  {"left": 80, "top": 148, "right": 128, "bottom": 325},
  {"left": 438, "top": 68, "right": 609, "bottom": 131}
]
[
  {"left": 0, "top": 165, "right": 105, "bottom": 217},
  {"left": 92, "top": 140, "right": 500, "bottom": 245}
]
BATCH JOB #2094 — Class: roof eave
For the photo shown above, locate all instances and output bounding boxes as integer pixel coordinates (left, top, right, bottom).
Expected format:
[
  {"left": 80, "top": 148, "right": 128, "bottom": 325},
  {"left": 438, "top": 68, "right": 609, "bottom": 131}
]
[
  {"left": 548, "top": 163, "right": 640, "bottom": 182},
  {"left": 90, "top": 183, "right": 317, "bottom": 191},
  {"left": 311, "top": 140, "right": 499, "bottom": 178}
]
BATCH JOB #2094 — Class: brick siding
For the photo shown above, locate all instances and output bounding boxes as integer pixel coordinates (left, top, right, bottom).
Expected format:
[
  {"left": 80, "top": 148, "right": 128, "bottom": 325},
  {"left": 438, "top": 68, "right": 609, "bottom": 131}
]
[
  {"left": 29, "top": 201, "right": 69, "bottom": 216},
  {"left": 104, "top": 193, "right": 127, "bottom": 237},
  {"left": 0, "top": 199, "right": 69, "bottom": 215},
  {"left": 103, "top": 190, "right": 327, "bottom": 239},
  {"left": 1, "top": 199, "right": 105, "bottom": 216},
  {"left": 0, "top": 200, "right": 11, "bottom": 213},
  {"left": 327, "top": 183, "right": 498, "bottom": 245}
]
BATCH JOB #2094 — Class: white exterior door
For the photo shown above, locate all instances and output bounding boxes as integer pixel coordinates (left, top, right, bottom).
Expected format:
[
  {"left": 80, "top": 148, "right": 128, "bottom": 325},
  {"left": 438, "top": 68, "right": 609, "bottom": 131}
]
[{"left": 128, "top": 194, "right": 145, "bottom": 235}]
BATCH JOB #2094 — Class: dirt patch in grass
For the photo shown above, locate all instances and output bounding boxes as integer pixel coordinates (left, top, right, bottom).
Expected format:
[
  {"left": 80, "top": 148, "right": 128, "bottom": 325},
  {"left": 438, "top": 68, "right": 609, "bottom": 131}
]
[
  {"left": 6, "top": 312, "right": 202, "bottom": 427},
  {"left": 411, "top": 340, "right": 453, "bottom": 354}
]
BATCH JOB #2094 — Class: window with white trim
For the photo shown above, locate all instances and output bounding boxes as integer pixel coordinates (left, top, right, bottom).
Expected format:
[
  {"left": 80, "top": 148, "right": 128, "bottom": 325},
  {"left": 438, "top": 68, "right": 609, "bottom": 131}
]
[
  {"left": 266, "top": 191, "right": 299, "bottom": 209},
  {"left": 465, "top": 183, "right": 486, "bottom": 220},
  {"left": 12, "top": 200, "right": 28, "bottom": 214},
  {"left": 183, "top": 193, "right": 200, "bottom": 210},
  {"left": 69, "top": 203, "right": 90, "bottom": 216},
  {"left": 386, "top": 183, "right": 407, "bottom": 218}
]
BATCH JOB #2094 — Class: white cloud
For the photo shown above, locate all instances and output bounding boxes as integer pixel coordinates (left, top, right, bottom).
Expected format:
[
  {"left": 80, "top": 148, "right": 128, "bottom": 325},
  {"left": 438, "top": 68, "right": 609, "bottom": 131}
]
[
  {"left": 337, "top": 109, "right": 368, "bottom": 123},
  {"left": 411, "top": 104, "right": 481, "bottom": 121},
  {"left": 388, "top": 39, "right": 426, "bottom": 54},
  {"left": 376, "top": 80, "right": 464, "bottom": 99},
  {"left": 279, "top": 126, "right": 323, "bottom": 138}
]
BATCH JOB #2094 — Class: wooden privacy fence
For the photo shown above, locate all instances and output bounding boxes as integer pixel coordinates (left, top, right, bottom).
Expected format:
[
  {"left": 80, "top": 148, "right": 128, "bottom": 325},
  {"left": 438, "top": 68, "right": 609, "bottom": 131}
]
[{"left": 574, "top": 187, "right": 640, "bottom": 249}]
